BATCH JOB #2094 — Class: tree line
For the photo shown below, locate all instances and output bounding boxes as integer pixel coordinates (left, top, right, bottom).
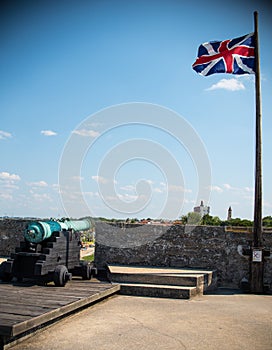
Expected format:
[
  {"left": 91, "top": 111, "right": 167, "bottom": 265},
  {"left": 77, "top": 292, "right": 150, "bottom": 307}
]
[
  {"left": 180, "top": 213, "right": 272, "bottom": 227},
  {"left": 96, "top": 215, "right": 272, "bottom": 227}
]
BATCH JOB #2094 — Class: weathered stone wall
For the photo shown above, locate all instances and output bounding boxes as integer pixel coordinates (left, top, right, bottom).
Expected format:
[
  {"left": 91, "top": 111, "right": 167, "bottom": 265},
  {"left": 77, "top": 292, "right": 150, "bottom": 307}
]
[
  {"left": 95, "top": 222, "right": 272, "bottom": 291},
  {"left": 0, "top": 219, "right": 31, "bottom": 256}
]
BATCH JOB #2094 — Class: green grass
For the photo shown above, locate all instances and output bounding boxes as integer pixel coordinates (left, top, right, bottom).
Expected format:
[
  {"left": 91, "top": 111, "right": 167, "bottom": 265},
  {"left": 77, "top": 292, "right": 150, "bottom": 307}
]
[{"left": 82, "top": 253, "right": 94, "bottom": 262}]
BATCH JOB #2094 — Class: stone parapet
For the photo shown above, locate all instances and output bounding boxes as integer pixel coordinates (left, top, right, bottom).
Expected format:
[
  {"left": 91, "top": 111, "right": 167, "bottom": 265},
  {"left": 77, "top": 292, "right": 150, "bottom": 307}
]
[{"left": 95, "top": 221, "right": 272, "bottom": 291}]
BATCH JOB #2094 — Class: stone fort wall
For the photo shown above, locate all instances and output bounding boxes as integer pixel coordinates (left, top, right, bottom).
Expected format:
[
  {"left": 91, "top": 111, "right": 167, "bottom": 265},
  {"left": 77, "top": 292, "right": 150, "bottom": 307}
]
[
  {"left": 95, "top": 221, "right": 272, "bottom": 291},
  {"left": 1, "top": 219, "right": 271, "bottom": 291},
  {"left": 0, "top": 219, "right": 30, "bottom": 256}
]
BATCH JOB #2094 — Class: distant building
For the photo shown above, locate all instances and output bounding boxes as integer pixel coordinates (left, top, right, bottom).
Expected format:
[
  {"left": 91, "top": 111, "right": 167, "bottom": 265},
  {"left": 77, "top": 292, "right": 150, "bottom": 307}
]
[
  {"left": 227, "top": 206, "right": 232, "bottom": 221},
  {"left": 193, "top": 201, "right": 210, "bottom": 217}
]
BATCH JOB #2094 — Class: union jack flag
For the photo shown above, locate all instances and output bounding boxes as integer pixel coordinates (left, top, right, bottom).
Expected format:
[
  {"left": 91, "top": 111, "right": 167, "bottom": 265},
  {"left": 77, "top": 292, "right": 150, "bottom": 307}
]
[{"left": 192, "top": 33, "right": 255, "bottom": 76}]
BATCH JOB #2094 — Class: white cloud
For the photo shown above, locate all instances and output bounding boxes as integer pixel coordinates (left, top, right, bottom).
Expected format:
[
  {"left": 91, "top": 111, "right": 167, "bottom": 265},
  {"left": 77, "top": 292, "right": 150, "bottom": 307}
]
[
  {"left": 207, "top": 183, "right": 251, "bottom": 194},
  {"left": 72, "top": 129, "right": 100, "bottom": 138},
  {"left": 153, "top": 187, "right": 163, "bottom": 193},
  {"left": 223, "top": 183, "right": 232, "bottom": 190},
  {"left": 0, "top": 172, "right": 21, "bottom": 202},
  {"left": 209, "top": 185, "right": 223, "bottom": 193},
  {"left": 52, "top": 184, "right": 60, "bottom": 192},
  {"left": 31, "top": 193, "right": 52, "bottom": 201},
  {"left": 206, "top": 78, "right": 245, "bottom": 91},
  {"left": 244, "top": 187, "right": 253, "bottom": 192},
  {"left": 117, "top": 193, "right": 138, "bottom": 202},
  {"left": 28, "top": 180, "right": 48, "bottom": 187},
  {"left": 91, "top": 175, "right": 109, "bottom": 184},
  {"left": 146, "top": 179, "right": 154, "bottom": 185},
  {"left": 0, "top": 172, "right": 20, "bottom": 181},
  {"left": 223, "top": 183, "right": 249, "bottom": 192},
  {"left": 157, "top": 183, "right": 191, "bottom": 193},
  {"left": 120, "top": 184, "right": 135, "bottom": 192},
  {"left": 91, "top": 175, "right": 117, "bottom": 185},
  {"left": 84, "top": 191, "right": 99, "bottom": 198},
  {"left": 71, "top": 176, "right": 84, "bottom": 181},
  {"left": 0, "top": 130, "right": 12, "bottom": 140},
  {"left": 3, "top": 183, "right": 19, "bottom": 190},
  {"left": 41, "top": 130, "right": 57, "bottom": 136},
  {"left": 0, "top": 193, "right": 13, "bottom": 200},
  {"left": 168, "top": 185, "right": 192, "bottom": 193}
]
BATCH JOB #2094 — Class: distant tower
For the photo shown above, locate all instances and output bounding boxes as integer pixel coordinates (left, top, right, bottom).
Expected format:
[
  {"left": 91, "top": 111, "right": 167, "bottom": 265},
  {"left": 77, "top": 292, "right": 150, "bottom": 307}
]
[
  {"left": 227, "top": 206, "right": 232, "bottom": 221},
  {"left": 193, "top": 201, "right": 210, "bottom": 217}
]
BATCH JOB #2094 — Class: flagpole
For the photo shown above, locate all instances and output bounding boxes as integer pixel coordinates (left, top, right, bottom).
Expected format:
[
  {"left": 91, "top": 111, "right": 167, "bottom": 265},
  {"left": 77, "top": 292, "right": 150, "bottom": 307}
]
[{"left": 250, "top": 10, "right": 264, "bottom": 293}]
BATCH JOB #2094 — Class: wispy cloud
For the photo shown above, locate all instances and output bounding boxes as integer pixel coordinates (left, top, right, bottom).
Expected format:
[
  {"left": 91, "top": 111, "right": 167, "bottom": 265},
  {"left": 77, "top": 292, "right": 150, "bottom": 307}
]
[
  {"left": 209, "top": 185, "right": 224, "bottom": 193},
  {"left": 72, "top": 129, "right": 100, "bottom": 138},
  {"left": 0, "top": 172, "right": 20, "bottom": 181},
  {"left": 27, "top": 180, "right": 48, "bottom": 187},
  {"left": 103, "top": 193, "right": 147, "bottom": 203},
  {"left": 244, "top": 186, "right": 254, "bottom": 192},
  {"left": 223, "top": 183, "right": 253, "bottom": 192},
  {"left": 0, "top": 193, "right": 13, "bottom": 200},
  {"left": 120, "top": 184, "right": 136, "bottom": 192},
  {"left": 91, "top": 175, "right": 115, "bottom": 184},
  {"left": 120, "top": 180, "right": 154, "bottom": 193},
  {"left": 71, "top": 176, "right": 84, "bottom": 181},
  {"left": 168, "top": 185, "right": 192, "bottom": 193},
  {"left": 209, "top": 183, "right": 254, "bottom": 195},
  {"left": 206, "top": 78, "right": 245, "bottom": 91},
  {"left": 223, "top": 183, "right": 232, "bottom": 190},
  {"left": 158, "top": 182, "right": 191, "bottom": 193},
  {"left": 0, "top": 130, "right": 12, "bottom": 140},
  {"left": 30, "top": 192, "right": 52, "bottom": 202},
  {"left": 41, "top": 130, "right": 57, "bottom": 136},
  {"left": 0, "top": 172, "right": 21, "bottom": 201},
  {"left": 117, "top": 193, "right": 138, "bottom": 202},
  {"left": 153, "top": 187, "right": 163, "bottom": 193},
  {"left": 84, "top": 191, "right": 99, "bottom": 198}
]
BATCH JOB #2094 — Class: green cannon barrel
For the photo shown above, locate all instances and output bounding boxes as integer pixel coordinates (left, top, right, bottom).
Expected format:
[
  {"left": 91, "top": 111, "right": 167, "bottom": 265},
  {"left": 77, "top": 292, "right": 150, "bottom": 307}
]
[
  {"left": 59, "top": 220, "right": 91, "bottom": 232},
  {"left": 24, "top": 219, "right": 91, "bottom": 243}
]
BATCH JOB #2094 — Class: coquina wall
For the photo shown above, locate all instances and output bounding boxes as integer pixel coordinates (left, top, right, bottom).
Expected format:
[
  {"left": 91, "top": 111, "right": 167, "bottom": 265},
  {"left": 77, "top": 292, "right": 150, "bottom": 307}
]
[
  {"left": 1, "top": 219, "right": 271, "bottom": 291},
  {"left": 0, "top": 219, "right": 31, "bottom": 256},
  {"left": 95, "top": 221, "right": 272, "bottom": 291}
]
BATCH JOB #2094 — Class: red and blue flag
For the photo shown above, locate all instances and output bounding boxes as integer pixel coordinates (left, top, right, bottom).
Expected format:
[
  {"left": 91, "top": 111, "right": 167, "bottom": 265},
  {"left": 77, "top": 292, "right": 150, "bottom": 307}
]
[{"left": 192, "top": 33, "right": 255, "bottom": 76}]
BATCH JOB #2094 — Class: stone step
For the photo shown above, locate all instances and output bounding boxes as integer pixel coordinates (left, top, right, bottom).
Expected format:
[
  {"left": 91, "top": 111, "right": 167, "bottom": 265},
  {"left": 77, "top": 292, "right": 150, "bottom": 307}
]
[
  {"left": 108, "top": 265, "right": 216, "bottom": 290},
  {"left": 119, "top": 282, "right": 198, "bottom": 299},
  {"left": 107, "top": 265, "right": 217, "bottom": 299},
  {"left": 110, "top": 271, "right": 203, "bottom": 288}
]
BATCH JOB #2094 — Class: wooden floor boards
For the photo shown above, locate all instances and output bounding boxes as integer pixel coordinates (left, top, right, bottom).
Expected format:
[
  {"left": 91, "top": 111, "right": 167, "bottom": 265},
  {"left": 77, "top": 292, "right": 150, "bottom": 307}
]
[{"left": 0, "top": 278, "right": 120, "bottom": 348}]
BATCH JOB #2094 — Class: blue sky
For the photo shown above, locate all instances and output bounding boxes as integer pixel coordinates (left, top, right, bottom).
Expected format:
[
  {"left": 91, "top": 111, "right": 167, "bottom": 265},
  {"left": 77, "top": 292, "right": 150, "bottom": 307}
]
[{"left": 1, "top": 0, "right": 271, "bottom": 220}]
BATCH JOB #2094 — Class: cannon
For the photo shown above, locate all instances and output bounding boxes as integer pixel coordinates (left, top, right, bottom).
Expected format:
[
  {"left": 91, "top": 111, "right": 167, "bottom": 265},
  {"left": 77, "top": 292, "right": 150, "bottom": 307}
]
[{"left": 0, "top": 218, "right": 95, "bottom": 286}]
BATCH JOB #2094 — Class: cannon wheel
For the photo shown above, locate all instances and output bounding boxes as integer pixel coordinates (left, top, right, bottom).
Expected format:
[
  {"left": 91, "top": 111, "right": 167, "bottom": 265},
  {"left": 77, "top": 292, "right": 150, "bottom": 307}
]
[
  {"left": 0, "top": 272, "right": 13, "bottom": 282},
  {"left": 0, "top": 262, "right": 13, "bottom": 282},
  {"left": 81, "top": 262, "right": 92, "bottom": 280},
  {"left": 53, "top": 265, "right": 71, "bottom": 287}
]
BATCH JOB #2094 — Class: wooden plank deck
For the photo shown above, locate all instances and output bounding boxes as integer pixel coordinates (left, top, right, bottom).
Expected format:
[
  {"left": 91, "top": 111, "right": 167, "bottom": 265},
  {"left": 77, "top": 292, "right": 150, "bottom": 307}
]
[{"left": 0, "top": 278, "right": 120, "bottom": 348}]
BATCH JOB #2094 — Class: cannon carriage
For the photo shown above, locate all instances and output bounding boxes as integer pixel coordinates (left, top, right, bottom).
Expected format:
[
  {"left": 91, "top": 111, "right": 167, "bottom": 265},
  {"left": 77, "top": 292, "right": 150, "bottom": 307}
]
[{"left": 0, "top": 218, "right": 95, "bottom": 286}]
